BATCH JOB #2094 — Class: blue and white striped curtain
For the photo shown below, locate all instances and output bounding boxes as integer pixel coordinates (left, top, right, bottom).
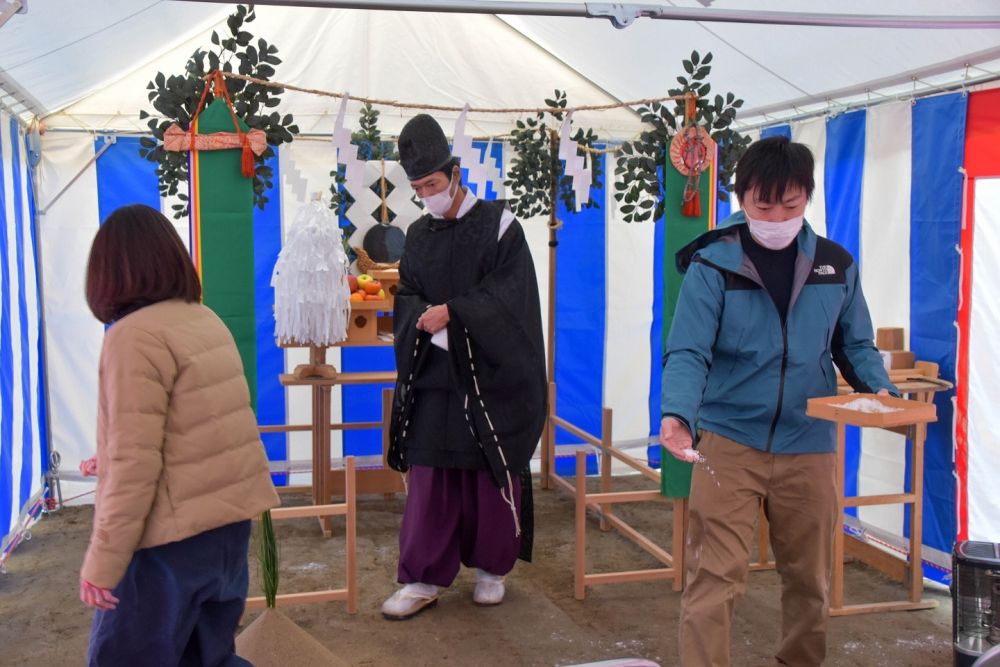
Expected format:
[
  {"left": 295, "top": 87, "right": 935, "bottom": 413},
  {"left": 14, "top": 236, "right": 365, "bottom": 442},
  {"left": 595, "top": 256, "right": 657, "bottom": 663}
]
[{"left": 0, "top": 110, "right": 48, "bottom": 553}]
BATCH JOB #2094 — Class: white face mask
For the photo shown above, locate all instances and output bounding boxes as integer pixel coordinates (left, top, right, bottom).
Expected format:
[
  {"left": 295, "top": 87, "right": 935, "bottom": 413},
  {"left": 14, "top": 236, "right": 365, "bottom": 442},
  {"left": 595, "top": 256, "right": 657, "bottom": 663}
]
[
  {"left": 745, "top": 213, "right": 804, "bottom": 250},
  {"left": 420, "top": 173, "right": 459, "bottom": 218}
]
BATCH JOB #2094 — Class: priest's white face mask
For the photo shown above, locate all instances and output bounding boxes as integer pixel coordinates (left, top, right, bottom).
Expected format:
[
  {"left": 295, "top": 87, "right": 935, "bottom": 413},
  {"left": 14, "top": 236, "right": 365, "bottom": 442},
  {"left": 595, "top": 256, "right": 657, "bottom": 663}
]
[
  {"left": 741, "top": 185, "right": 808, "bottom": 250},
  {"left": 413, "top": 168, "right": 460, "bottom": 218}
]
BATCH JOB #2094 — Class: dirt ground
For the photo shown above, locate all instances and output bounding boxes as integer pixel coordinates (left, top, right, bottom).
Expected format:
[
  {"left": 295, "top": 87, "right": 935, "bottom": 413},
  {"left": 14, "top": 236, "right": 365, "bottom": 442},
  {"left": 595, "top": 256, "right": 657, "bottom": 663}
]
[{"left": 0, "top": 476, "right": 952, "bottom": 667}]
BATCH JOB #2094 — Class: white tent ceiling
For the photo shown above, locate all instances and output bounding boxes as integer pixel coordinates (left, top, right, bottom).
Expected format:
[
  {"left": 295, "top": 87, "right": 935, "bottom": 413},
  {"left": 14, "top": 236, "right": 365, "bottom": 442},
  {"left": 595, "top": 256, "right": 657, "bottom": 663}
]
[{"left": 1, "top": 0, "right": 999, "bottom": 138}]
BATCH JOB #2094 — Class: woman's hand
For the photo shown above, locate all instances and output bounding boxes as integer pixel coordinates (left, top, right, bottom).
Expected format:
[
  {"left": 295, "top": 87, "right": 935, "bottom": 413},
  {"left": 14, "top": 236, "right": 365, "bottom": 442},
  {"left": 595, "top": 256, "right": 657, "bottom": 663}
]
[
  {"left": 80, "top": 579, "right": 119, "bottom": 610},
  {"left": 79, "top": 456, "right": 97, "bottom": 477}
]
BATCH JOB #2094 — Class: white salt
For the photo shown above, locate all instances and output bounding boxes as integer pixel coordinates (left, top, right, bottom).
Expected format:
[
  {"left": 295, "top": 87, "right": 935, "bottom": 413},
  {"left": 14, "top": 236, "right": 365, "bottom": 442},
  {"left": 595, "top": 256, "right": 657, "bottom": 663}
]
[
  {"left": 839, "top": 398, "right": 902, "bottom": 414},
  {"left": 682, "top": 447, "right": 704, "bottom": 463}
]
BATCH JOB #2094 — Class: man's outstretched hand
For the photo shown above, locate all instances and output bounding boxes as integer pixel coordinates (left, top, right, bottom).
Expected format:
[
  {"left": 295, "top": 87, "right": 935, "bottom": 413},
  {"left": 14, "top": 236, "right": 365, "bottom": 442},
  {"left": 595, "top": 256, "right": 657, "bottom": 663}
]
[{"left": 660, "top": 417, "right": 698, "bottom": 462}]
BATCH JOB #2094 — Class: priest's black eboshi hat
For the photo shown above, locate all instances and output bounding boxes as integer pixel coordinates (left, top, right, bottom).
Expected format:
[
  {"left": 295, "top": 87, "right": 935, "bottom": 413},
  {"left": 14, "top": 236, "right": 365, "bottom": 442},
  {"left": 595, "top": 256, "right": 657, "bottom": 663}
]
[{"left": 398, "top": 114, "right": 454, "bottom": 181}]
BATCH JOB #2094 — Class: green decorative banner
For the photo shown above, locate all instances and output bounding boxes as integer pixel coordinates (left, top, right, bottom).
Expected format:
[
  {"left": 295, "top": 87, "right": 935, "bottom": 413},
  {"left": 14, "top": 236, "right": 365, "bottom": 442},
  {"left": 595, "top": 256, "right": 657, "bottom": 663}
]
[
  {"left": 192, "top": 99, "right": 258, "bottom": 409},
  {"left": 661, "top": 159, "right": 713, "bottom": 499}
]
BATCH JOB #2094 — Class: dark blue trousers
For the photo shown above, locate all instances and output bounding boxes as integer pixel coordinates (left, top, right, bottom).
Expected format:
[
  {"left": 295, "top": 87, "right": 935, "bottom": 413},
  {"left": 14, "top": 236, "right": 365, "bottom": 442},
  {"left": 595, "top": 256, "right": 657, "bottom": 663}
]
[{"left": 87, "top": 520, "right": 253, "bottom": 667}]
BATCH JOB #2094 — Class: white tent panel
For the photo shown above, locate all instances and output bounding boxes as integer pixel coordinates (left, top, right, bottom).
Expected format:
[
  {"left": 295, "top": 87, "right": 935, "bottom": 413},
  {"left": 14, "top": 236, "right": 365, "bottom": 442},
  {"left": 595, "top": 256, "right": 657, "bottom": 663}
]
[
  {"left": 35, "top": 133, "right": 103, "bottom": 503},
  {"left": 0, "top": 2, "right": 229, "bottom": 117},
  {"left": 967, "top": 177, "right": 1000, "bottom": 542},
  {"left": 2, "top": 1, "right": 998, "bottom": 133},
  {"left": 42, "top": 6, "right": 641, "bottom": 137},
  {"left": 856, "top": 101, "right": 913, "bottom": 536}
]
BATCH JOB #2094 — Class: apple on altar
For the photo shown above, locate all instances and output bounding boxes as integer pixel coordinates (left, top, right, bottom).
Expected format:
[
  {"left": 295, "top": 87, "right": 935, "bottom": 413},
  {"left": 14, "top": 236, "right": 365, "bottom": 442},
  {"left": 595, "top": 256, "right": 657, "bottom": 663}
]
[
  {"left": 347, "top": 274, "right": 359, "bottom": 292},
  {"left": 361, "top": 279, "right": 383, "bottom": 295}
]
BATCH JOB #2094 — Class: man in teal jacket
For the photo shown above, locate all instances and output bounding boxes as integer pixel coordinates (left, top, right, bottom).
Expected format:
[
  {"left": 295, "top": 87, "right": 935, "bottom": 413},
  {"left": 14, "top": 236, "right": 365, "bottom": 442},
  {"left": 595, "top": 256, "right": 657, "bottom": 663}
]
[{"left": 660, "top": 136, "right": 896, "bottom": 667}]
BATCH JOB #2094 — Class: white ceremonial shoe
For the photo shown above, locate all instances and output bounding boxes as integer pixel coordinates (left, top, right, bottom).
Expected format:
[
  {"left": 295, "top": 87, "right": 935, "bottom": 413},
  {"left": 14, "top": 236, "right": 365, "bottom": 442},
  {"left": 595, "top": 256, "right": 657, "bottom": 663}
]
[
  {"left": 381, "top": 582, "right": 440, "bottom": 620},
  {"left": 473, "top": 569, "right": 506, "bottom": 606}
]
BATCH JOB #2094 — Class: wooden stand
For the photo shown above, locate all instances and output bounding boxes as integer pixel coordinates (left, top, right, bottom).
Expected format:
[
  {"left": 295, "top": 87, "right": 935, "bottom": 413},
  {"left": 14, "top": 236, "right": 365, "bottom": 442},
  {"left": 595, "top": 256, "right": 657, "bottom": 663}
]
[
  {"left": 261, "top": 344, "right": 402, "bottom": 537},
  {"left": 245, "top": 457, "right": 358, "bottom": 614},
  {"left": 541, "top": 382, "right": 682, "bottom": 599},
  {"left": 807, "top": 379, "right": 946, "bottom": 616}
]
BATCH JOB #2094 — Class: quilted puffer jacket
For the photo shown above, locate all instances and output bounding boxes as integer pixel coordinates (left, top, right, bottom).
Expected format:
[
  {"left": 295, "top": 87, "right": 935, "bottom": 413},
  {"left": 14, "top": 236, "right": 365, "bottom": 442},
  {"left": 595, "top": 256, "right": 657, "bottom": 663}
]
[{"left": 81, "top": 299, "right": 279, "bottom": 588}]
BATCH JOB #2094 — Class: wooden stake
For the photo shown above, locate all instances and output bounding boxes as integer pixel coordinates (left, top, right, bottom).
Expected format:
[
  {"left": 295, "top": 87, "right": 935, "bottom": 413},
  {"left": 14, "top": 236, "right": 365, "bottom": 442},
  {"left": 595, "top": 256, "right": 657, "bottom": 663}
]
[
  {"left": 345, "top": 456, "right": 358, "bottom": 614},
  {"left": 318, "top": 385, "right": 333, "bottom": 537},
  {"left": 600, "top": 407, "right": 613, "bottom": 532},
  {"left": 832, "top": 422, "right": 846, "bottom": 611},
  {"left": 543, "top": 381, "right": 557, "bottom": 490},
  {"left": 574, "top": 451, "right": 587, "bottom": 601}
]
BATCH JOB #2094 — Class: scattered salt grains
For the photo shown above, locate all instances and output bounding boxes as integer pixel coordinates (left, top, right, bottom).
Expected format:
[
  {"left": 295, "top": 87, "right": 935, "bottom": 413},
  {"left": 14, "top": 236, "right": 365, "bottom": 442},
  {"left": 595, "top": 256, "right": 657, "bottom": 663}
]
[{"left": 838, "top": 397, "right": 902, "bottom": 414}]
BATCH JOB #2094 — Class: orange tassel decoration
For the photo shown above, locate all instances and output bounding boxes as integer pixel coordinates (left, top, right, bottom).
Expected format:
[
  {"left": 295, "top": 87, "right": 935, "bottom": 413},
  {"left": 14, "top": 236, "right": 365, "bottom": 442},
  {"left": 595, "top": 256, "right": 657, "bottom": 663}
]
[
  {"left": 178, "top": 70, "right": 262, "bottom": 180},
  {"left": 241, "top": 134, "right": 255, "bottom": 178},
  {"left": 682, "top": 190, "right": 701, "bottom": 217}
]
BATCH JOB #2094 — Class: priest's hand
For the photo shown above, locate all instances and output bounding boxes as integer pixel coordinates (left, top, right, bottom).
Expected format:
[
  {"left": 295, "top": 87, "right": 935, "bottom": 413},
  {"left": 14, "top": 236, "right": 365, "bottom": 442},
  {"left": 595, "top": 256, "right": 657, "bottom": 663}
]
[
  {"left": 417, "top": 305, "right": 450, "bottom": 334},
  {"left": 660, "top": 417, "right": 698, "bottom": 462}
]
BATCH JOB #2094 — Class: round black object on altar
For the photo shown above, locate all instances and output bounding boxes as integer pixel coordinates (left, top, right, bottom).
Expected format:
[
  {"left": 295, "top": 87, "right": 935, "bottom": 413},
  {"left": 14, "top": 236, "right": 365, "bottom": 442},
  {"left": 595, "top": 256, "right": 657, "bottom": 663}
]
[
  {"left": 399, "top": 114, "right": 454, "bottom": 181},
  {"left": 364, "top": 224, "right": 406, "bottom": 263}
]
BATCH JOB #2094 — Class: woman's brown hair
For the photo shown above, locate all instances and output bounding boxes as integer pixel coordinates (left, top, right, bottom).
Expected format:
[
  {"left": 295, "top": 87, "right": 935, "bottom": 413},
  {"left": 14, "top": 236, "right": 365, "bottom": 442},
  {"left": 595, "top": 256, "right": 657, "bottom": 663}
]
[{"left": 85, "top": 204, "right": 201, "bottom": 323}]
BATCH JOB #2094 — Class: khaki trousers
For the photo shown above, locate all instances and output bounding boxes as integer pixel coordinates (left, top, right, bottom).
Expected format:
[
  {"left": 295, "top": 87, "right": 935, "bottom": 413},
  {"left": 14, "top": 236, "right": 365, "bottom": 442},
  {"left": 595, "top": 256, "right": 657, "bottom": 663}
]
[{"left": 678, "top": 431, "right": 838, "bottom": 667}]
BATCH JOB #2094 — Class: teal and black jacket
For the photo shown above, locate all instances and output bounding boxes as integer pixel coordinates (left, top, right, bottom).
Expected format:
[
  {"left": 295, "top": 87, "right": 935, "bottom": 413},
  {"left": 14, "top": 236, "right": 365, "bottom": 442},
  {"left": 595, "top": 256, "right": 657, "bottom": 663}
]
[{"left": 661, "top": 212, "right": 896, "bottom": 454}]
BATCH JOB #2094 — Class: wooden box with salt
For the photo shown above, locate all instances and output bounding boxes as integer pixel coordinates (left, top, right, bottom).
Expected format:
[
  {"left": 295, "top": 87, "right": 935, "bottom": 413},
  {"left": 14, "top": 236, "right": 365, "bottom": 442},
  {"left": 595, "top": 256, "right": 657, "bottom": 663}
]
[{"left": 806, "top": 393, "right": 936, "bottom": 428}]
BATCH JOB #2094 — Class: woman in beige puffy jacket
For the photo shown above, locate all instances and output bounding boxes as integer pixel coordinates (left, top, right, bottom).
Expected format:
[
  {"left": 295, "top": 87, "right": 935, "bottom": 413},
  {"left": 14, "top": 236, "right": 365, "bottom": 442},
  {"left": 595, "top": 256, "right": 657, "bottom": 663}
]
[{"left": 78, "top": 204, "right": 279, "bottom": 666}]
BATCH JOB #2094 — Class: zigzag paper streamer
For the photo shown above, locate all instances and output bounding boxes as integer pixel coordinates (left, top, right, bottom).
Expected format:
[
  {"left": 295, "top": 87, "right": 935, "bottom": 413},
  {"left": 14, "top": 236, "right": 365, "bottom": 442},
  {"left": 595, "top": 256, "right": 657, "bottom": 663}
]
[
  {"left": 484, "top": 137, "right": 505, "bottom": 198},
  {"left": 271, "top": 199, "right": 351, "bottom": 346},
  {"left": 452, "top": 104, "right": 495, "bottom": 196},
  {"left": 331, "top": 95, "right": 365, "bottom": 195},
  {"left": 345, "top": 161, "right": 423, "bottom": 261},
  {"left": 382, "top": 161, "right": 424, "bottom": 225},
  {"left": 558, "top": 111, "right": 592, "bottom": 212}
]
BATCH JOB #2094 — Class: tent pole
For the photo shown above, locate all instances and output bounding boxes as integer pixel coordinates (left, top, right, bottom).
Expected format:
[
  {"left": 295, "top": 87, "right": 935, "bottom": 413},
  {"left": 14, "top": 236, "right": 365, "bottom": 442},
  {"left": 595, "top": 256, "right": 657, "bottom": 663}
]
[
  {"left": 547, "top": 128, "right": 558, "bottom": 388},
  {"left": 173, "top": 0, "right": 1000, "bottom": 30},
  {"left": 540, "top": 128, "right": 558, "bottom": 489}
]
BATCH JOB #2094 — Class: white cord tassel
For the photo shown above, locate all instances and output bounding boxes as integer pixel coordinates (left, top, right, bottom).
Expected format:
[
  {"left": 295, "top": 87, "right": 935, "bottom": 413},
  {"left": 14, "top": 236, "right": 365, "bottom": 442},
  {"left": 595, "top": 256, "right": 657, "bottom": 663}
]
[
  {"left": 462, "top": 329, "right": 521, "bottom": 539},
  {"left": 271, "top": 198, "right": 351, "bottom": 346}
]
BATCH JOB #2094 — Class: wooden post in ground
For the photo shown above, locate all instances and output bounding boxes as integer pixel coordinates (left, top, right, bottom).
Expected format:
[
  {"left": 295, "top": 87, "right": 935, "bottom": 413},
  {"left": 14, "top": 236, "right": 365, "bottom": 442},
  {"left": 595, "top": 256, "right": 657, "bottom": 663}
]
[
  {"left": 832, "top": 422, "right": 847, "bottom": 610},
  {"left": 574, "top": 450, "right": 587, "bottom": 601},
  {"left": 543, "top": 382, "right": 557, "bottom": 490},
  {"left": 318, "top": 385, "right": 333, "bottom": 536},
  {"left": 345, "top": 456, "right": 357, "bottom": 614},
  {"left": 909, "top": 420, "right": 927, "bottom": 603},
  {"left": 600, "top": 408, "right": 613, "bottom": 532}
]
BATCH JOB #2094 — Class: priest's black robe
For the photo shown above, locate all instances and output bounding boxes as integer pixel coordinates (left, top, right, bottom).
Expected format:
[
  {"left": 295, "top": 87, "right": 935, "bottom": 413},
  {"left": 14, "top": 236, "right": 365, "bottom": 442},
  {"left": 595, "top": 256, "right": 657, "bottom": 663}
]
[{"left": 388, "top": 198, "right": 546, "bottom": 560}]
